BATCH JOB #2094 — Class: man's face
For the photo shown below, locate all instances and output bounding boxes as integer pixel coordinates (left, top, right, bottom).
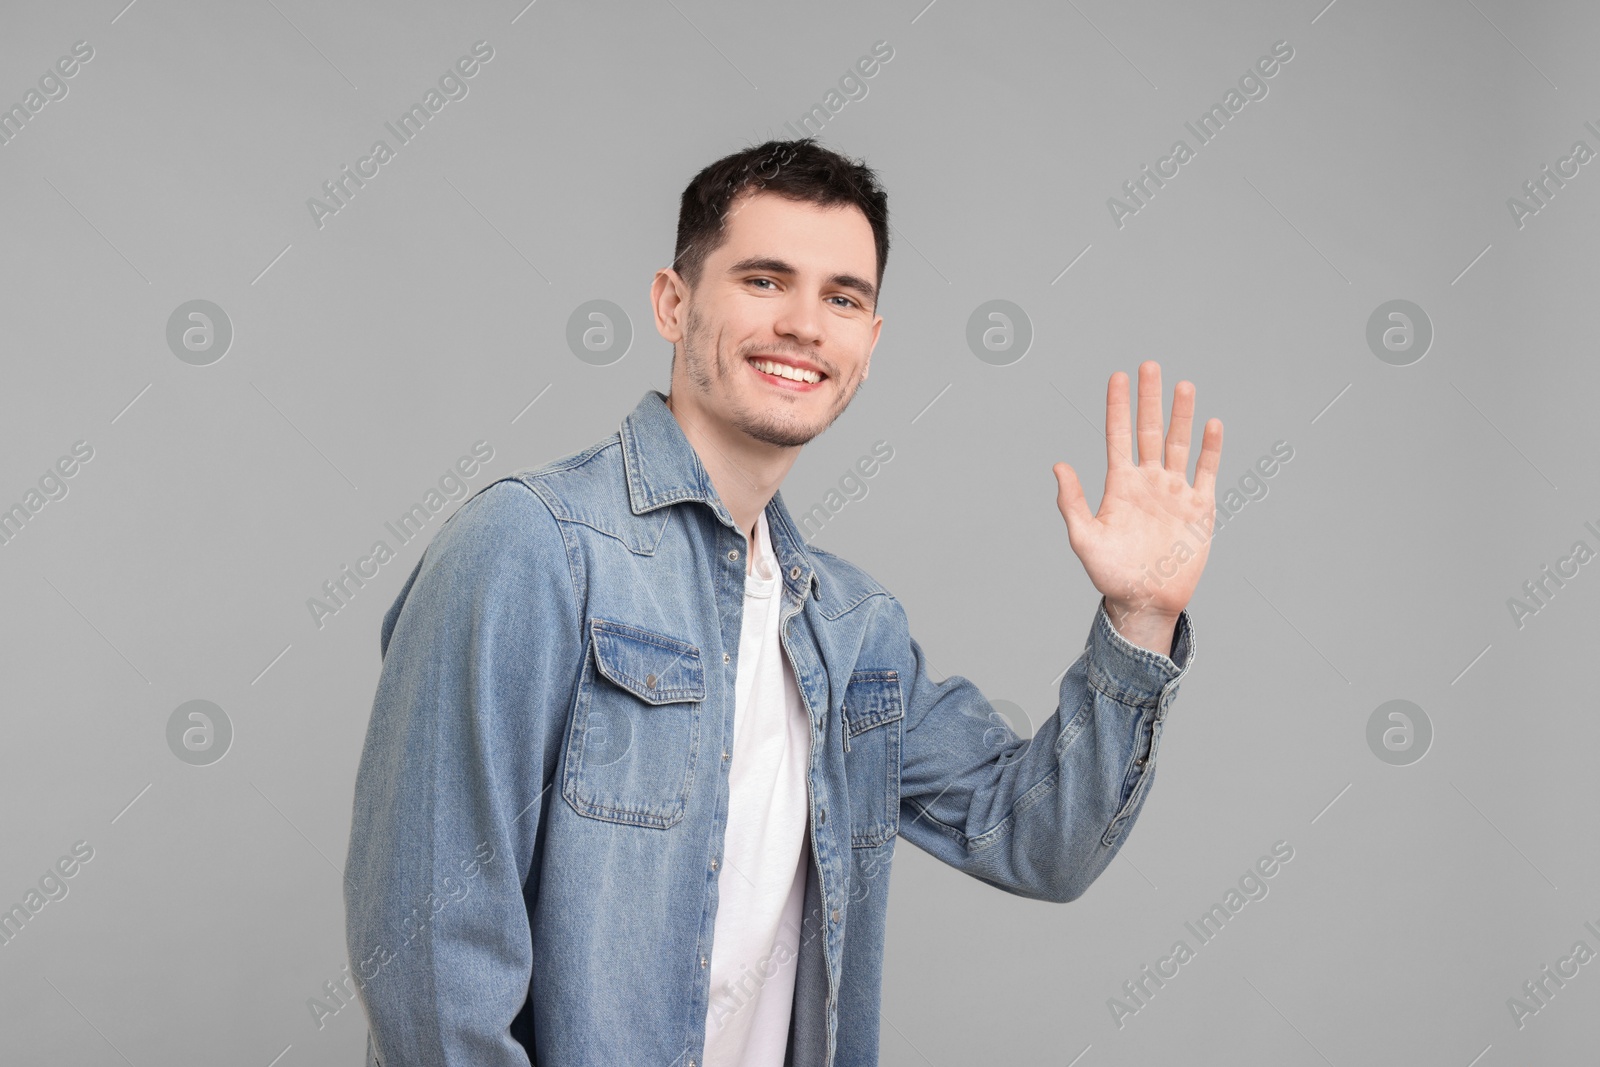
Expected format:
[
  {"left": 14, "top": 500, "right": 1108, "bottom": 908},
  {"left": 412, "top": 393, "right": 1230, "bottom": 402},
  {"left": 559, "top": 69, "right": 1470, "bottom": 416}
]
[{"left": 656, "top": 188, "right": 883, "bottom": 449}]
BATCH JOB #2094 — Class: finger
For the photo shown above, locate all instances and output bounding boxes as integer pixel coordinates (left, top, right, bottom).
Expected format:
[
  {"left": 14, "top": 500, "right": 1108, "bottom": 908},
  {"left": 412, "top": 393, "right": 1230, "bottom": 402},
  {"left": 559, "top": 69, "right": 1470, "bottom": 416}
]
[
  {"left": 1105, "top": 371, "right": 1133, "bottom": 470},
  {"left": 1165, "top": 380, "right": 1195, "bottom": 477},
  {"left": 1053, "top": 462, "right": 1096, "bottom": 536},
  {"left": 1193, "top": 417, "right": 1224, "bottom": 499},
  {"left": 1136, "top": 361, "right": 1164, "bottom": 466}
]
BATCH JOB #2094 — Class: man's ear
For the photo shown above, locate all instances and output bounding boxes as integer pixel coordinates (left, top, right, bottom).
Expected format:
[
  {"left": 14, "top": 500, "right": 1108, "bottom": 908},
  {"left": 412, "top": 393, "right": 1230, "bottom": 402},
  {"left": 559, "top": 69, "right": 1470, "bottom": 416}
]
[
  {"left": 652, "top": 267, "right": 689, "bottom": 343},
  {"left": 862, "top": 313, "right": 883, "bottom": 381}
]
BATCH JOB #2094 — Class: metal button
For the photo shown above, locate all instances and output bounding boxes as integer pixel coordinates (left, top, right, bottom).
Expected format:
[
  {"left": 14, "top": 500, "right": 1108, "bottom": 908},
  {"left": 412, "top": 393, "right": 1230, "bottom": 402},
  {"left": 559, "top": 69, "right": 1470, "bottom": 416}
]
[
  {"left": 722, "top": 750, "right": 730, "bottom": 761},
  {"left": 1134, "top": 757, "right": 1145, "bottom": 766},
  {"left": 723, "top": 652, "right": 730, "bottom": 663},
  {"left": 728, "top": 549, "right": 740, "bottom": 562},
  {"left": 789, "top": 565, "right": 802, "bottom": 579},
  {"left": 645, "top": 673, "right": 657, "bottom": 689},
  {"left": 710, "top": 858, "right": 718, "bottom": 870},
  {"left": 700, "top": 955, "right": 707, "bottom": 968}
]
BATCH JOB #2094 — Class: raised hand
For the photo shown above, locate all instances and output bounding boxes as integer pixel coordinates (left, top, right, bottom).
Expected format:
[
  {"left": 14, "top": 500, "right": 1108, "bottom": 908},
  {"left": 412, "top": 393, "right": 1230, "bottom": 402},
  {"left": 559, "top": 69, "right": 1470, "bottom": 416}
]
[{"left": 1051, "top": 361, "right": 1222, "bottom": 652}]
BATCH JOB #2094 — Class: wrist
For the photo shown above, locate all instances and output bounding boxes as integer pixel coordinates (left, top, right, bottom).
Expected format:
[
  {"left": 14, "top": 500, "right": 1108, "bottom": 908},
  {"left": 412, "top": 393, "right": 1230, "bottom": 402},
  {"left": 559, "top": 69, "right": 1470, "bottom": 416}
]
[{"left": 1102, "top": 596, "right": 1181, "bottom": 656}]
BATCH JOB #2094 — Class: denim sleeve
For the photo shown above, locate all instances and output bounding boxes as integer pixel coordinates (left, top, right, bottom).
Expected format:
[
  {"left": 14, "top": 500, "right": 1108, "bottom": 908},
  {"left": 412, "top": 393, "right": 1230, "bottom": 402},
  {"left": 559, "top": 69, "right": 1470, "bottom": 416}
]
[
  {"left": 344, "top": 478, "right": 581, "bottom": 1065},
  {"left": 894, "top": 595, "right": 1195, "bottom": 903}
]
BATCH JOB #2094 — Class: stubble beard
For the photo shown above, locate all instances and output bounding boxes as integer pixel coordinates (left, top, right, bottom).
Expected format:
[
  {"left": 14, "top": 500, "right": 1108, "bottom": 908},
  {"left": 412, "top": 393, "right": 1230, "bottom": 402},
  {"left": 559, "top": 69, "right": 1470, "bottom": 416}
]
[{"left": 678, "top": 302, "right": 859, "bottom": 449}]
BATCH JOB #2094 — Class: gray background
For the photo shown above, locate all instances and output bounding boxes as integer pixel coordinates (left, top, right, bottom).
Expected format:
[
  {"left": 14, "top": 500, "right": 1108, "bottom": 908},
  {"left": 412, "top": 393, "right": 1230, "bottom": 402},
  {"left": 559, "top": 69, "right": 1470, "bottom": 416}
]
[{"left": 2, "top": 0, "right": 1594, "bottom": 1063}]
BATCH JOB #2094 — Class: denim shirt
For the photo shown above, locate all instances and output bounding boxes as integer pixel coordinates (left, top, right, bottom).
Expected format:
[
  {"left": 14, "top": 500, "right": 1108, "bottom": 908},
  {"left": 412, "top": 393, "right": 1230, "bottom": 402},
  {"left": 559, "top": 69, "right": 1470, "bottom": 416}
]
[{"left": 344, "top": 389, "right": 1196, "bottom": 1067}]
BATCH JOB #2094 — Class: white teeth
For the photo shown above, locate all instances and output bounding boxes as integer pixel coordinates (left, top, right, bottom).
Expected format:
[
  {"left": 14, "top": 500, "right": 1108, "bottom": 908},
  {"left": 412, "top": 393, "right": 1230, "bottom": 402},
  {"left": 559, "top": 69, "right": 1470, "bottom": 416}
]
[{"left": 752, "top": 358, "right": 821, "bottom": 384}]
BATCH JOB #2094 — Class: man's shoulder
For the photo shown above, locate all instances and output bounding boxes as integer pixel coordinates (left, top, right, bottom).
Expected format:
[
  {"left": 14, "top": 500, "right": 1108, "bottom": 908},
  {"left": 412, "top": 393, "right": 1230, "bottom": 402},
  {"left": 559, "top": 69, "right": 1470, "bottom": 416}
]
[
  {"left": 428, "top": 430, "right": 620, "bottom": 557},
  {"left": 501, "top": 430, "right": 625, "bottom": 519},
  {"left": 378, "top": 456, "right": 596, "bottom": 655}
]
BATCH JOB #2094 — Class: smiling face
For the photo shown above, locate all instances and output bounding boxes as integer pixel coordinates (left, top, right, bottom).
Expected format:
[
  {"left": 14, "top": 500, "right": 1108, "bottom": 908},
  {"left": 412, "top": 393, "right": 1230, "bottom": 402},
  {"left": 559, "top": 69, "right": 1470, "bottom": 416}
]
[{"left": 654, "top": 188, "right": 883, "bottom": 449}]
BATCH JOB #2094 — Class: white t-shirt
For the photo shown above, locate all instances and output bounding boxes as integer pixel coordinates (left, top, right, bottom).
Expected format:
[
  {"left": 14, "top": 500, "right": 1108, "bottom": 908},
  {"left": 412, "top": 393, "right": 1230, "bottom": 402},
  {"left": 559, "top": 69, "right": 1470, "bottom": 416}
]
[{"left": 702, "top": 509, "right": 811, "bottom": 1066}]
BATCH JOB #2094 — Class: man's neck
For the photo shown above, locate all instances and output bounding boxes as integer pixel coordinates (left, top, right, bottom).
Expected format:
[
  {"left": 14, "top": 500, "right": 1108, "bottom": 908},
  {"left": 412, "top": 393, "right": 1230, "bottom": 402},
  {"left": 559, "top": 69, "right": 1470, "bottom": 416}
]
[{"left": 665, "top": 392, "right": 799, "bottom": 555}]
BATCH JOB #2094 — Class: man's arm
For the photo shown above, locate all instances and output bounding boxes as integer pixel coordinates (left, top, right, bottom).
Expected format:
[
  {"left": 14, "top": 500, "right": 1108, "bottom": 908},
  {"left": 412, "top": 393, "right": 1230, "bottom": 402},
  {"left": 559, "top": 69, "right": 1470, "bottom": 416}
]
[
  {"left": 889, "top": 361, "right": 1215, "bottom": 902},
  {"left": 344, "top": 479, "right": 581, "bottom": 1065},
  {"left": 891, "top": 593, "right": 1194, "bottom": 903}
]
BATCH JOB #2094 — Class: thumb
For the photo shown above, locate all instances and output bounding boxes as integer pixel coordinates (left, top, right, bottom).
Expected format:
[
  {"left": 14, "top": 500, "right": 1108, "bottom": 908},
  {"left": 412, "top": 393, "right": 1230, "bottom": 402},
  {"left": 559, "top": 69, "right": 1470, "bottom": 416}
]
[{"left": 1053, "top": 462, "right": 1095, "bottom": 539}]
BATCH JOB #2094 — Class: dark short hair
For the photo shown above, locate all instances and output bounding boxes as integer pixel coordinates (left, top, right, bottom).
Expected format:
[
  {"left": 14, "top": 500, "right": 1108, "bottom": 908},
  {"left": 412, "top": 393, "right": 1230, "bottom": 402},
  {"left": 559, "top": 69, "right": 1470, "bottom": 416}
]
[{"left": 672, "top": 138, "right": 890, "bottom": 311}]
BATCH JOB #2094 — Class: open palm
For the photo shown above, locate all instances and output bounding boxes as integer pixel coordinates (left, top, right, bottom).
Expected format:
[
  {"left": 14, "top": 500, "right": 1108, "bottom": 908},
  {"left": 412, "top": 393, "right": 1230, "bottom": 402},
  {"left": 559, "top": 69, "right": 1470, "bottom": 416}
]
[{"left": 1052, "top": 361, "right": 1223, "bottom": 625}]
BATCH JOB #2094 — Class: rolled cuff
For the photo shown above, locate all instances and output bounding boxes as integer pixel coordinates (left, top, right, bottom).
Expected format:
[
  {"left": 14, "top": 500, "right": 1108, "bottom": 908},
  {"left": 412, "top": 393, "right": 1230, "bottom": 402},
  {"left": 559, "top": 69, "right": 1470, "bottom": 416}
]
[{"left": 1084, "top": 596, "right": 1195, "bottom": 713}]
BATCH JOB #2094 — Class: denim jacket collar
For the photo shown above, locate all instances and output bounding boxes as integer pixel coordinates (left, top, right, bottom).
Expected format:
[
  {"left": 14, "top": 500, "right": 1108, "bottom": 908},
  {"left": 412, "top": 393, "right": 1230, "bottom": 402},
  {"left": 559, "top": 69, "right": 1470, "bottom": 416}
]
[{"left": 620, "top": 388, "right": 823, "bottom": 604}]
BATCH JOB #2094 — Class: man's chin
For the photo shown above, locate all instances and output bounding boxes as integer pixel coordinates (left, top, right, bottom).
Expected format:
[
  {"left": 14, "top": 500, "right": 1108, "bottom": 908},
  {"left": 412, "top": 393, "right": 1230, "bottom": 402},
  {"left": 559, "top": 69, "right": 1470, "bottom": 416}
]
[
  {"left": 744, "top": 423, "right": 823, "bottom": 449},
  {"left": 728, "top": 378, "right": 856, "bottom": 447},
  {"left": 734, "top": 408, "right": 828, "bottom": 449}
]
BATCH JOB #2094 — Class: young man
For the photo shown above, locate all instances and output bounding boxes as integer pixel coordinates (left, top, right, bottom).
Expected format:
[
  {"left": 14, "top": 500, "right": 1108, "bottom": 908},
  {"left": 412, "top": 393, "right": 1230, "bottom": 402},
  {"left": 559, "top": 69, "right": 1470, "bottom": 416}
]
[{"left": 344, "top": 138, "right": 1221, "bottom": 1067}]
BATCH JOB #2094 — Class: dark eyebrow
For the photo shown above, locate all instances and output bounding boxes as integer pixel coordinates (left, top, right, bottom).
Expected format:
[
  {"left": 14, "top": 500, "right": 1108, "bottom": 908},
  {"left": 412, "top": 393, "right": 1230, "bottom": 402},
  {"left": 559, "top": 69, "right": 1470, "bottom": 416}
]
[{"left": 727, "top": 256, "right": 877, "bottom": 307}]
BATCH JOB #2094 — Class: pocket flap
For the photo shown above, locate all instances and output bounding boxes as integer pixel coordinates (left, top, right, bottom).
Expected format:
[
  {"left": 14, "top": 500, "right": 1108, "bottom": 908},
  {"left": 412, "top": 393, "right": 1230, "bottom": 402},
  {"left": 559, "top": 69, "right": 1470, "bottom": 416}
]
[
  {"left": 589, "top": 619, "right": 705, "bottom": 704},
  {"left": 843, "top": 670, "right": 903, "bottom": 736}
]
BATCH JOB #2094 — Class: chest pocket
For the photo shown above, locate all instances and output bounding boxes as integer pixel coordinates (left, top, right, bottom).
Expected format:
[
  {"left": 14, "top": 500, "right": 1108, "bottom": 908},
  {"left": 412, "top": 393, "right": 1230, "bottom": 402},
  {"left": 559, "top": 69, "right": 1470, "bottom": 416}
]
[
  {"left": 562, "top": 618, "right": 706, "bottom": 829},
  {"left": 840, "top": 669, "right": 903, "bottom": 848}
]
